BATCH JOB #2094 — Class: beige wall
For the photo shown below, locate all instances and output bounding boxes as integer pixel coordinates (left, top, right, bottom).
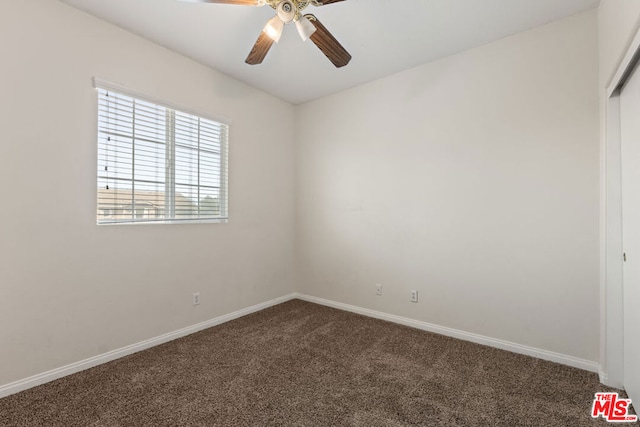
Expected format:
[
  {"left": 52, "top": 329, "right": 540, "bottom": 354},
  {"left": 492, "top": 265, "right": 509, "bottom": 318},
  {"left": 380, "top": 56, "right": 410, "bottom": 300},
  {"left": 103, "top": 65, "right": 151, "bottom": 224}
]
[
  {"left": 0, "top": 0, "right": 295, "bottom": 386},
  {"left": 0, "top": 0, "right": 609, "bottom": 391},
  {"left": 295, "top": 11, "right": 600, "bottom": 363}
]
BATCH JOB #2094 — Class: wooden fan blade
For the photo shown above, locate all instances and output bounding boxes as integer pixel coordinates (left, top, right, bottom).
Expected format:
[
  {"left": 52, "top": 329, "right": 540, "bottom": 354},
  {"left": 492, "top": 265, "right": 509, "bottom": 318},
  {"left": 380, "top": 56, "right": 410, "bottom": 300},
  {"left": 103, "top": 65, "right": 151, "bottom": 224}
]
[
  {"left": 314, "top": 0, "right": 347, "bottom": 4},
  {"left": 246, "top": 31, "right": 275, "bottom": 65},
  {"left": 177, "top": 0, "right": 260, "bottom": 5},
  {"left": 305, "top": 14, "right": 351, "bottom": 68}
]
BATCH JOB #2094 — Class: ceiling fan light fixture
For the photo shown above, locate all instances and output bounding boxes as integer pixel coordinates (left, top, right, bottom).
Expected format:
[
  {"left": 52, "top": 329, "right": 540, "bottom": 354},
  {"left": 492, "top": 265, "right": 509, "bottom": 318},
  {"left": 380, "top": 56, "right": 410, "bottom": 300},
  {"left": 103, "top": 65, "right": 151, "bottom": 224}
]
[
  {"left": 295, "top": 16, "right": 316, "bottom": 41},
  {"left": 182, "top": 0, "right": 351, "bottom": 68},
  {"left": 263, "top": 15, "right": 284, "bottom": 42}
]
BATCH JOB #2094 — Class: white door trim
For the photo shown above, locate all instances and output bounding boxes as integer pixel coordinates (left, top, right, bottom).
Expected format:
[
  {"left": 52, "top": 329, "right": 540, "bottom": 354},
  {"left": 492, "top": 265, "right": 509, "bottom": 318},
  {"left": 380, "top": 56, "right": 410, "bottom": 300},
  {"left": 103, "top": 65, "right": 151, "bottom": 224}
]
[{"left": 601, "top": 24, "right": 640, "bottom": 388}]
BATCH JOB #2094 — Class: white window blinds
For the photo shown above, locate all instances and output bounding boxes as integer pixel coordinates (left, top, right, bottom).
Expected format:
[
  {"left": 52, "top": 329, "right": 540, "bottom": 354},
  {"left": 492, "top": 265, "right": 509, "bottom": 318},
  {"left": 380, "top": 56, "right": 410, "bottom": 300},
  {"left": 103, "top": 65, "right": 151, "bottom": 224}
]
[{"left": 96, "top": 85, "right": 228, "bottom": 224}]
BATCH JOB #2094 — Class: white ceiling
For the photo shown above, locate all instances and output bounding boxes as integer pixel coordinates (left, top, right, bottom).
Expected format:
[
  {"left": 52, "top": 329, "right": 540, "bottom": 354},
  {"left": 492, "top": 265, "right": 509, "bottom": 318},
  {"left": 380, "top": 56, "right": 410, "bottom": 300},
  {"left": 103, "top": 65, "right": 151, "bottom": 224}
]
[{"left": 58, "top": 0, "right": 599, "bottom": 105}]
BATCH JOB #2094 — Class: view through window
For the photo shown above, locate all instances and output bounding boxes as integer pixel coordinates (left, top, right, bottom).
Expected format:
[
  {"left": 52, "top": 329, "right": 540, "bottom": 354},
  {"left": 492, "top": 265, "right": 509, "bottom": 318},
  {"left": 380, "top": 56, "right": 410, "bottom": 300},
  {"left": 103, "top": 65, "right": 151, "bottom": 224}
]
[{"left": 96, "top": 85, "right": 228, "bottom": 224}]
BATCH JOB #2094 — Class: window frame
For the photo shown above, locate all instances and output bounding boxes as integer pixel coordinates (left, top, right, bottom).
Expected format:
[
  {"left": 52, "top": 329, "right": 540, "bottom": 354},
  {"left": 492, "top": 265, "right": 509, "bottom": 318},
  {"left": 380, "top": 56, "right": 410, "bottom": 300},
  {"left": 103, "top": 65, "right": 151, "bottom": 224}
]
[{"left": 93, "top": 78, "right": 230, "bottom": 226}]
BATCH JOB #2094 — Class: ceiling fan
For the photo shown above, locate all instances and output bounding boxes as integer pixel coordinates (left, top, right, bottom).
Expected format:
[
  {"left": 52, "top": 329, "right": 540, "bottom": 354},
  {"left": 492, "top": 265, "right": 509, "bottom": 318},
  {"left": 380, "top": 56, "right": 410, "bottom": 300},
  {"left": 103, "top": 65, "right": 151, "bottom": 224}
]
[{"left": 178, "top": 0, "right": 351, "bottom": 68}]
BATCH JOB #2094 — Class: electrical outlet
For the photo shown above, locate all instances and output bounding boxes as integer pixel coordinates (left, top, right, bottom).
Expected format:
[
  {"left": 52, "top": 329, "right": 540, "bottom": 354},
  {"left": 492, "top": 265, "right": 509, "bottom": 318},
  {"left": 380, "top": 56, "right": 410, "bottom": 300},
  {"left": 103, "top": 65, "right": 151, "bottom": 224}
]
[
  {"left": 192, "top": 292, "right": 200, "bottom": 306},
  {"left": 410, "top": 290, "right": 418, "bottom": 303},
  {"left": 376, "top": 284, "right": 383, "bottom": 296}
]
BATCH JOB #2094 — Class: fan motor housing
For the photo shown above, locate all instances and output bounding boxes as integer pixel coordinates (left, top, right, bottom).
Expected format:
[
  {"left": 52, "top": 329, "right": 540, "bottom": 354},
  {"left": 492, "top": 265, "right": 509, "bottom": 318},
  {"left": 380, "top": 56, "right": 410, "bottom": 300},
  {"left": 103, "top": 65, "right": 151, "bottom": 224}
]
[{"left": 277, "top": 0, "right": 296, "bottom": 23}]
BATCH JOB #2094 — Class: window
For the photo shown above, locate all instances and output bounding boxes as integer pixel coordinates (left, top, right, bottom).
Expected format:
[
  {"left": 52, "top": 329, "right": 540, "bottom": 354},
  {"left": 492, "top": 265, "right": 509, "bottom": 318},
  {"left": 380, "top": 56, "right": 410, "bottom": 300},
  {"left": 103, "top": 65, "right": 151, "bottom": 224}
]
[{"left": 95, "top": 82, "right": 228, "bottom": 224}]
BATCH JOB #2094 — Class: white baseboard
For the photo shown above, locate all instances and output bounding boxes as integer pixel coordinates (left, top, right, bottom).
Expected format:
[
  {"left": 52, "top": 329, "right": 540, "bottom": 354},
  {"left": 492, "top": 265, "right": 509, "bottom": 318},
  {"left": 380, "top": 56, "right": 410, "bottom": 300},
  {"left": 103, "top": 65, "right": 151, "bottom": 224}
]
[
  {"left": 0, "top": 293, "right": 297, "bottom": 399},
  {"left": 599, "top": 368, "right": 625, "bottom": 389},
  {"left": 0, "top": 292, "right": 601, "bottom": 399},
  {"left": 293, "top": 293, "right": 600, "bottom": 374}
]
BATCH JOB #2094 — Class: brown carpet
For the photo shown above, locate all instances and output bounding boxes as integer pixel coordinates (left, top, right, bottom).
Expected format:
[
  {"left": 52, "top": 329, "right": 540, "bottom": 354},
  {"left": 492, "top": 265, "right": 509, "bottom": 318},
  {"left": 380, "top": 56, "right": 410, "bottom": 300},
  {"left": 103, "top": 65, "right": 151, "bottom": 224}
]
[{"left": 0, "top": 299, "right": 631, "bottom": 426}]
